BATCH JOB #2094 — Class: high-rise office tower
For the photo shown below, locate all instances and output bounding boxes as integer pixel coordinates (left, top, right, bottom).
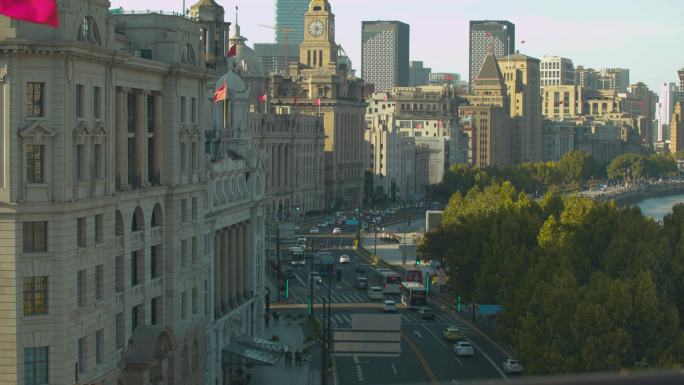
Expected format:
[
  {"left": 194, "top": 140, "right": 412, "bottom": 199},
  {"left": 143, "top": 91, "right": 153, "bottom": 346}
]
[
  {"left": 540, "top": 56, "right": 574, "bottom": 88},
  {"left": 656, "top": 82, "right": 677, "bottom": 142},
  {"left": 678, "top": 68, "right": 684, "bottom": 93},
  {"left": 469, "top": 20, "right": 515, "bottom": 92},
  {"left": 275, "top": 0, "right": 310, "bottom": 45},
  {"left": 575, "top": 66, "right": 598, "bottom": 91},
  {"left": 409, "top": 61, "right": 431, "bottom": 86},
  {"left": 361, "top": 20, "right": 410, "bottom": 92},
  {"left": 598, "top": 68, "right": 630, "bottom": 92}
]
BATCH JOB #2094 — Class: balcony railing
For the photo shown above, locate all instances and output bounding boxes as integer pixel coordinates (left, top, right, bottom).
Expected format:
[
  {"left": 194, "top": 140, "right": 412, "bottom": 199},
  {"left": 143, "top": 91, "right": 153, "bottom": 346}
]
[
  {"left": 151, "top": 226, "right": 163, "bottom": 244},
  {"left": 132, "top": 230, "right": 144, "bottom": 250},
  {"left": 115, "top": 235, "right": 124, "bottom": 251}
]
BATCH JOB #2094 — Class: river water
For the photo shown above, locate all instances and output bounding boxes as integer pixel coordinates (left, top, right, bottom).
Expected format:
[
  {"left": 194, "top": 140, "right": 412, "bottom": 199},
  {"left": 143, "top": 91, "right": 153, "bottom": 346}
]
[{"left": 635, "top": 193, "right": 684, "bottom": 221}]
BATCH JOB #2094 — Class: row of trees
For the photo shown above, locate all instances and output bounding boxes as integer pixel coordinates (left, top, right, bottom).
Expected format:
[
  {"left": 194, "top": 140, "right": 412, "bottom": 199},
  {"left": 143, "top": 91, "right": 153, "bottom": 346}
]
[
  {"left": 428, "top": 151, "right": 679, "bottom": 202},
  {"left": 419, "top": 183, "right": 684, "bottom": 374}
]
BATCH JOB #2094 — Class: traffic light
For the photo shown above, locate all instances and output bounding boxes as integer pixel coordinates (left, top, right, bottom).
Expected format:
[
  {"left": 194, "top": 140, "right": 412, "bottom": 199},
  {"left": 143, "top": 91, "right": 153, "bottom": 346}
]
[{"left": 415, "top": 256, "right": 420, "bottom": 266}]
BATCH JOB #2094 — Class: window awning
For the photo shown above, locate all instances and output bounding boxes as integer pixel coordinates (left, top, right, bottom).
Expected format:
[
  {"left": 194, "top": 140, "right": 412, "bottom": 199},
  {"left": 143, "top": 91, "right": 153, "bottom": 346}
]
[{"left": 222, "top": 336, "right": 285, "bottom": 366}]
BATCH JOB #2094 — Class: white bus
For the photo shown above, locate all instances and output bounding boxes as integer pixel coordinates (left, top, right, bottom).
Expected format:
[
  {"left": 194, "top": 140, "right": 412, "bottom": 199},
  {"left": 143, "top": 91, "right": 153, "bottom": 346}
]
[
  {"left": 377, "top": 269, "right": 402, "bottom": 294},
  {"left": 400, "top": 281, "right": 426, "bottom": 308}
]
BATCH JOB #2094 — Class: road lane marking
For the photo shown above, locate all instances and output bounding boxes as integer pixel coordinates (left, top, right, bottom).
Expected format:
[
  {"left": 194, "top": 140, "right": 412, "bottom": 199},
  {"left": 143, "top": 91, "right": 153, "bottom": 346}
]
[
  {"left": 413, "top": 330, "right": 423, "bottom": 338},
  {"left": 353, "top": 355, "right": 365, "bottom": 381},
  {"left": 390, "top": 363, "right": 398, "bottom": 375},
  {"left": 401, "top": 331, "right": 439, "bottom": 385},
  {"left": 422, "top": 325, "right": 464, "bottom": 367},
  {"left": 474, "top": 344, "right": 510, "bottom": 382}
]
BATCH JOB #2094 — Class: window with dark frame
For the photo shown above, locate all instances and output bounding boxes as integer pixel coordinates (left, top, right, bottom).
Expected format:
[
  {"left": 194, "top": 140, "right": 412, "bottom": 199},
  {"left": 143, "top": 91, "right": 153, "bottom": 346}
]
[
  {"left": 76, "top": 85, "right": 84, "bottom": 118},
  {"left": 26, "top": 82, "right": 45, "bottom": 117},
  {"left": 23, "top": 346, "right": 48, "bottom": 385},
  {"left": 23, "top": 221, "right": 47, "bottom": 253},
  {"left": 93, "top": 86, "right": 102, "bottom": 119},
  {"left": 26, "top": 145, "right": 45, "bottom": 184},
  {"left": 23, "top": 276, "right": 48, "bottom": 316}
]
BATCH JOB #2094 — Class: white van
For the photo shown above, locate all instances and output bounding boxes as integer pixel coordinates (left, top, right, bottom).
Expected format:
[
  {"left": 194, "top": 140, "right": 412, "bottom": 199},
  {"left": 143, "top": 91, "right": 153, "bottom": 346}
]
[{"left": 367, "top": 286, "right": 384, "bottom": 300}]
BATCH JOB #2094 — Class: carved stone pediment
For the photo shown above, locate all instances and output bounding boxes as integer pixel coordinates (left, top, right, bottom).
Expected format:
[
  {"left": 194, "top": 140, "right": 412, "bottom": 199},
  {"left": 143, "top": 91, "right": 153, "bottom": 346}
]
[
  {"left": 18, "top": 120, "right": 57, "bottom": 140},
  {"left": 73, "top": 119, "right": 90, "bottom": 136}
]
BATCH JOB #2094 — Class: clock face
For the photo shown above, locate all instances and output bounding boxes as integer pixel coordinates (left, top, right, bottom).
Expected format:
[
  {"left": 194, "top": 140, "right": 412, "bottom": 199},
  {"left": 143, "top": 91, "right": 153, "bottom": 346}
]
[{"left": 308, "top": 20, "right": 324, "bottom": 37}]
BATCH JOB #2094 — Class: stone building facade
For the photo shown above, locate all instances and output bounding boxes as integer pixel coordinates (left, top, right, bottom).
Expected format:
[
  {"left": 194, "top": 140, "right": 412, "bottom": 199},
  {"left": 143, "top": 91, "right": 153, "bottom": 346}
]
[{"left": 0, "top": 1, "right": 266, "bottom": 385}]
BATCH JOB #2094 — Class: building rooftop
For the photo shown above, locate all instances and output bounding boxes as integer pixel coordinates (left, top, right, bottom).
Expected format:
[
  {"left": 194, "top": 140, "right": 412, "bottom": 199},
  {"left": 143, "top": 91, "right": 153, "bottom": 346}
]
[{"left": 477, "top": 53, "right": 504, "bottom": 80}]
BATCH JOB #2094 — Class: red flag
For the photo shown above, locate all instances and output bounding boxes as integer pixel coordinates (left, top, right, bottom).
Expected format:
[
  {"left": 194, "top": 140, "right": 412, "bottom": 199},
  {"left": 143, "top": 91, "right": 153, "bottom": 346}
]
[
  {"left": 313, "top": 98, "right": 321, "bottom": 106},
  {"left": 212, "top": 80, "right": 227, "bottom": 103},
  {"left": 227, "top": 44, "right": 237, "bottom": 58},
  {"left": 258, "top": 94, "right": 267, "bottom": 103},
  {"left": 0, "top": 0, "right": 59, "bottom": 27}
]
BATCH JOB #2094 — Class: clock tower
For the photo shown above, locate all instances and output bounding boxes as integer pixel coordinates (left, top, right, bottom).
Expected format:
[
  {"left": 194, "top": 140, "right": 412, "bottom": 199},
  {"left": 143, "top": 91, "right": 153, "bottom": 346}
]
[{"left": 299, "top": 0, "right": 338, "bottom": 68}]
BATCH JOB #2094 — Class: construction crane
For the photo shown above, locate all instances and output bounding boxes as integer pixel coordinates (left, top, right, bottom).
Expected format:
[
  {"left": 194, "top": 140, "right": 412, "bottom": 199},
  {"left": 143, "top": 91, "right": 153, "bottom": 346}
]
[{"left": 258, "top": 24, "right": 294, "bottom": 76}]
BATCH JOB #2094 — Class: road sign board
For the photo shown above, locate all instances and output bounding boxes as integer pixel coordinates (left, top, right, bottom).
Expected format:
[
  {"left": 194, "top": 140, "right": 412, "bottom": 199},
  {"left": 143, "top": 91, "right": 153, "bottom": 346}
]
[{"left": 478, "top": 304, "right": 503, "bottom": 316}]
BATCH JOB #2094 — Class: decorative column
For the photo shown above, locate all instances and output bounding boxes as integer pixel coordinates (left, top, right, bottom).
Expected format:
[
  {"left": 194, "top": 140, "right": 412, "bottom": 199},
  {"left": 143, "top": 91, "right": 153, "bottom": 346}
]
[
  {"left": 116, "top": 88, "right": 129, "bottom": 189},
  {"left": 221, "top": 230, "right": 230, "bottom": 312},
  {"left": 243, "top": 221, "right": 251, "bottom": 297},
  {"left": 229, "top": 227, "right": 238, "bottom": 307},
  {"left": 134, "top": 90, "right": 149, "bottom": 187},
  {"left": 152, "top": 92, "right": 162, "bottom": 185},
  {"left": 236, "top": 224, "right": 244, "bottom": 302},
  {"left": 214, "top": 231, "right": 221, "bottom": 316}
]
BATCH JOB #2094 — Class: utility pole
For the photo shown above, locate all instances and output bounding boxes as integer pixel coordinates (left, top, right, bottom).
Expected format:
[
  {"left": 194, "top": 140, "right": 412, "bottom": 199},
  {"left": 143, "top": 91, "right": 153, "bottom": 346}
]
[{"left": 276, "top": 221, "right": 281, "bottom": 303}]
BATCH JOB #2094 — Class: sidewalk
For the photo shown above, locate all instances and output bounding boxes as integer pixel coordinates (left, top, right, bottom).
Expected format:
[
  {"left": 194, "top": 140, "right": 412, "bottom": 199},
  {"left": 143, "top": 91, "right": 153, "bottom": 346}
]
[{"left": 249, "top": 313, "right": 322, "bottom": 385}]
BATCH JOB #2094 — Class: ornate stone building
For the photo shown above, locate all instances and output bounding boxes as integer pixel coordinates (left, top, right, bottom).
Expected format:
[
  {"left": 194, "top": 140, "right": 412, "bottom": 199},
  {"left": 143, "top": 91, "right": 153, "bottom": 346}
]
[
  {"left": 270, "top": 0, "right": 366, "bottom": 209},
  {"left": 0, "top": 1, "right": 267, "bottom": 385}
]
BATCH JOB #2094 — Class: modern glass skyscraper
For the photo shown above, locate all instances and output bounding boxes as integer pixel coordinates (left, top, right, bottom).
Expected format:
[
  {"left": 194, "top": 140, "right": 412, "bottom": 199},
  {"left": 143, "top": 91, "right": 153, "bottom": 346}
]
[
  {"left": 469, "top": 20, "right": 515, "bottom": 92},
  {"left": 361, "top": 20, "right": 410, "bottom": 92},
  {"left": 275, "top": 0, "right": 310, "bottom": 45}
]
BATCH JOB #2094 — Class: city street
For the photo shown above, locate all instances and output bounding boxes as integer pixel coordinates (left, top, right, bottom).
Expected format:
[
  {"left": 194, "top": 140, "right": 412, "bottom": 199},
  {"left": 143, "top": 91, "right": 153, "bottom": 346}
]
[{"left": 273, "top": 222, "right": 513, "bottom": 385}]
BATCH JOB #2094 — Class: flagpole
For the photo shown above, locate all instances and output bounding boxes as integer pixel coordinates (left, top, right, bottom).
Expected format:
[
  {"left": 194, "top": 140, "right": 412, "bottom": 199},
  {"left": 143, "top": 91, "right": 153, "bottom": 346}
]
[{"left": 223, "top": 80, "right": 228, "bottom": 137}]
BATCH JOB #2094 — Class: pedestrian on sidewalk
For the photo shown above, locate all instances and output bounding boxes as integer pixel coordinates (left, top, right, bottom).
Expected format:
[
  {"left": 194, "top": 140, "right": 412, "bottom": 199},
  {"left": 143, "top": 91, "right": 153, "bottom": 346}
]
[
  {"left": 294, "top": 350, "right": 301, "bottom": 366},
  {"left": 265, "top": 313, "right": 270, "bottom": 327},
  {"left": 284, "top": 350, "right": 292, "bottom": 367}
]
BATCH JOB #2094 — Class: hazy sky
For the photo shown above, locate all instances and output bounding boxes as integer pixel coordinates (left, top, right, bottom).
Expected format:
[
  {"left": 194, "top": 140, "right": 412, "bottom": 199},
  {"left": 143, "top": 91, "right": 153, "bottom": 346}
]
[{"left": 110, "top": 0, "right": 683, "bottom": 93}]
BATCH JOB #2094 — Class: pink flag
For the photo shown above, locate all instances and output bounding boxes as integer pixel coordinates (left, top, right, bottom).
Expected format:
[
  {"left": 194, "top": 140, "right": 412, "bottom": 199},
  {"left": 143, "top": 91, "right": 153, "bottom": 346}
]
[{"left": 0, "top": 0, "right": 58, "bottom": 27}]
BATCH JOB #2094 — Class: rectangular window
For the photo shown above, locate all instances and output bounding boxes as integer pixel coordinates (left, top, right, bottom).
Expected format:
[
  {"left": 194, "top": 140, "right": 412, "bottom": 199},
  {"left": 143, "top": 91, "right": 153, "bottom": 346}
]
[
  {"left": 151, "top": 245, "right": 159, "bottom": 279},
  {"left": 181, "top": 239, "right": 188, "bottom": 268},
  {"left": 95, "top": 214, "right": 103, "bottom": 244},
  {"left": 23, "top": 221, "right": 47, "bottom": 253},
  {"left": 192, "top": 236, "right": 197, "bottom": 265},
  {"left": 95, "top": 264, "right": 103, "bottom": 301},
  {"left": 76, "top": 144, "right": 85, "bottom": 181},
  {"left": 23, "top": 276, "right": 48, "bottom": 316},
  {"left": 131, "top": 251, "right": 140, "bottom": 286},
  {"left": 93, "top": 144, "right": 103, "bottom": 179},
  {"left": 24, "top": 346, "right": 48, "bottom": 385},
  {"left": 191, "top": 97, "right": 197, "bottom": 122},
  {"left": 181, "top": 291, "right": 187, "bottom": 320},
  {"left": 131, "top": 305, "right": 139, "bottom": 333},
  {"left": 77, "top": 217, "right": 86, "bottom": 247},
  {"left": 181, "top": 199, "right": 188, "bottom": 222},
  {"left": 191, "top": 143, "right": 198, "bottom": 170},
  {"left": 26, "top": 145, "right": 45, "bottom": 184},
  {"left": 93, "top": 86, "right": 102, "bottom": 120},
  {"left": 181, "top": 143, "right": 187, "bottom": 171},
  {"left": 95, "top": 329, "right": 104, "bottom": 365},
  {"left": 77, "top": 337, "right": 87, "bottom": 372},
  {"left": 192, "top": 287, "right": 198, "bottom": 315},
  {"left": 151, "top": 297, "right": 160, "bottom": 325},
  {"left": 77, "top": 270, "right": 86, "bottom": 307},
  {"left": 115, "top": 313, "right": 124, "bottom": 349},
  {"left": 115, "top": 255, "right": 124, "bottom": 293},
  {"left": 76, "top": 84, "right": 84, "bottom": 118},
  {"left": 192, "top": 197, "right": 198, "bottom": 220},
  {"left": 26, "top": 82, "right": 45, "bottom": 117},
  {"left": 180, "top": 96, "right": 187, "bottom": 122}
]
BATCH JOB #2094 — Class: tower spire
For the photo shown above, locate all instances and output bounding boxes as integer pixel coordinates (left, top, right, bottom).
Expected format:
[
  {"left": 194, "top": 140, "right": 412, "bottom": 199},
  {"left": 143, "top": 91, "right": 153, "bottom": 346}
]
[{"left": 234, "top": 6, "right": 240, "bottom": 37}]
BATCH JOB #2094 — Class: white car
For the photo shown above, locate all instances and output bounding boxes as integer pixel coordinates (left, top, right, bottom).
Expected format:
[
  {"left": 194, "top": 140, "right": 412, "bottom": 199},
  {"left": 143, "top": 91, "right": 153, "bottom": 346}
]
[
  {"left": 383, "top": 299, "right": 397, "bottom": 312},
  {"left": 297, "top": 237, "right": 307, "bottom": 244},
  {"left": 339, "top": 254, "right": 351, "bottom": 264},
  {"left": 310, "top": 272, "right": 323, "bottom": 284},
  {"left": 454, "top": 341, "right": 474, "bottom": 357},
  {"left": 332, "top": 227, "right": 342, "bottom": 235},
  {"left": 309, "top": 227, "right": 320, "bottom": 234},
  {"left": 503, "top": 359, "right": 523, "bottom": 374}
]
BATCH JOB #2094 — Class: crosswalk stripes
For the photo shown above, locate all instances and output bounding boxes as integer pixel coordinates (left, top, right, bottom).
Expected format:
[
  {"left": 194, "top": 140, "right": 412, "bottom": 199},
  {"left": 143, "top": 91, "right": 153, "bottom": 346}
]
[{"left": 313, "top": 293, "right": 366, "bottom": 304}]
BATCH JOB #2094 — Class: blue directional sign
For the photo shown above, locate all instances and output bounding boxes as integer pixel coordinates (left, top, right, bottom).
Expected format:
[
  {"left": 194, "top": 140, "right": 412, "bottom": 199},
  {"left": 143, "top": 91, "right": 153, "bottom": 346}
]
[{"left": 478, "top": 304, "right": 503, "bottom": 315}]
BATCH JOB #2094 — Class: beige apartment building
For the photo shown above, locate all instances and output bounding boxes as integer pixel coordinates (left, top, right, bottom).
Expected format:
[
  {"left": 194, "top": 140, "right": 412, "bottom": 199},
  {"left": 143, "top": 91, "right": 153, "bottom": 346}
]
[
  {"left": 460, "top": 52, "right": 511, "bottom": 168},
  {"left": 671, "top": 102, "right": 684, "bottom": 153},
  {"left": 0, "top": 1, "right": 267, "bottom": 385},
  {"left": 501, "top": 52, "right": 542, "bottom": 163}
]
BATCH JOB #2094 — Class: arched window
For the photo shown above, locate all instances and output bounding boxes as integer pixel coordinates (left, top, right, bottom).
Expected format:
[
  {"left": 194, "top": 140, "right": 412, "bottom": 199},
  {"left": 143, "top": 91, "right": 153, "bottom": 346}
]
[
  {"left": 77, "top": 16, "right": 101, "bottom": 44},
  {"left": 115, "top": 210, "right": 124, "bottom": 236},
  {"left": 181, "top": 44, "right": 196, "bottom": 65},
  {"left": 132, "top": 207, "right": 144, "bottom": 232},
  {"left": 151, "top": 204, "right": 163, "bottom": 227}
]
